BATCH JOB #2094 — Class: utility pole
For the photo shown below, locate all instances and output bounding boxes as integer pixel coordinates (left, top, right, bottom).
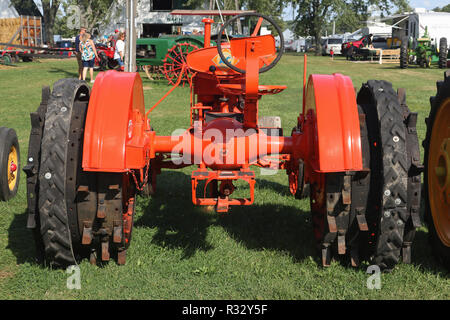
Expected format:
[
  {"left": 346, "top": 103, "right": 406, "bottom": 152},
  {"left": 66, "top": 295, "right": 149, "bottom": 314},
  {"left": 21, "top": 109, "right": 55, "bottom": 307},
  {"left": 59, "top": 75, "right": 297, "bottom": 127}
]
[
  {"left": 235, "top": 0, "right": 242, "bottom": 34},
  {"left": 125, "top": 0, "right": 137, "bottom": 72}
]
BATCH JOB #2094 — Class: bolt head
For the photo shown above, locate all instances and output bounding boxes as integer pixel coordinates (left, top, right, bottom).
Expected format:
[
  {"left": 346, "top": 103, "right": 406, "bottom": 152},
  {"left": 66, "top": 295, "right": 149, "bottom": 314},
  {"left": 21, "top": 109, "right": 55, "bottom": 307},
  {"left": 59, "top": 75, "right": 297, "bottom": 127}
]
[
  {"left": 384, "top": 211, "right": 391, "bottom": 218},
  {"left": 395, "top": 198, "right": 401, "bottom": 205},
  {"left": 61, "top": 107, "right": 67, "bottom": 112},
  {"left": 44, "top": 172, "right": 52, "bottom": 180},
  {"left": 384, "top": 189, "right": 391, "bottom": 196},
  {"left": 393, "top": 136, "right": 400, "bottom": 143},
  {"left": 28, "top": 157, "right": 33, "bottom": 162},
  {"left": 397, "top": 220, "right": 403, "bottom": 226}
]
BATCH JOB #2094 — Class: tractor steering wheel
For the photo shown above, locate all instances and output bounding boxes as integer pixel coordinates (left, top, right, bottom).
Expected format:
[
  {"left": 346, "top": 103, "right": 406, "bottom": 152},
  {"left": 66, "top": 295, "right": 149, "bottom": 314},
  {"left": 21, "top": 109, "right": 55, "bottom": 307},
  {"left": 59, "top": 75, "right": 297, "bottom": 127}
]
[{"left": 216, "top": 13, "right": 284, "bottom": 74}]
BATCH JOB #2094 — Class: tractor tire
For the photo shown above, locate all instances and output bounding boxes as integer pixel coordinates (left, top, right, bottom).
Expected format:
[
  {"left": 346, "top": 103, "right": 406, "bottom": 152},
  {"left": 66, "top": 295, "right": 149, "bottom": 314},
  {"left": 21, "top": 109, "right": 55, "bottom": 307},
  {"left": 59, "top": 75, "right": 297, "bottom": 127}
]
[
  {"left": 98, "top": 51, "right": 108, "bottom": 71},
  {"left": 423, "top": 70, "right": 450, "bottom": 270},
  {"left": 356, "top": 80, "right": 412, "bottom": 271},
  {"left": 438, "top": 38, "right": 448, "bottom": 69},
  {"left": 108, "top": 58, "right": 118, "bottom": 70},
  {"left": 294, "top": 159, "right": 309, "bottom": 199},
  {"left": 397, "top": 88, "right": 422, "bottom": 265},
  {"left": 310, "top": 172, "right": 354, "bottom": 266},
  {"left": 400, "top": 37, "right": 409, "bottom": 69},
  {"left": 27, "top": 79, "right": 137, "bottom": 267},
  {"left": 2, "top": 53, "right": 12, "bottom": 65},
  {"left": 0, "top": 127, "right": 20, "bottom": 201},
  {"left": 33, "top": 79, "right": 91, "bottom": 267}
]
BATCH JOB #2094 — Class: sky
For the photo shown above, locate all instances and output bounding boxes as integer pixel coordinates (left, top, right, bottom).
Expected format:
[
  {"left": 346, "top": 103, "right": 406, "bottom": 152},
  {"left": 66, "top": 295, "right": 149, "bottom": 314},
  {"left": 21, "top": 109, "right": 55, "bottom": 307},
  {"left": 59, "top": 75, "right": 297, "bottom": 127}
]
[
  {"left": 282, "top": 0, "right": 449, "bottom": 20},
  {"left": 31, "top": 0, "right": 449, "bottom": 18}
]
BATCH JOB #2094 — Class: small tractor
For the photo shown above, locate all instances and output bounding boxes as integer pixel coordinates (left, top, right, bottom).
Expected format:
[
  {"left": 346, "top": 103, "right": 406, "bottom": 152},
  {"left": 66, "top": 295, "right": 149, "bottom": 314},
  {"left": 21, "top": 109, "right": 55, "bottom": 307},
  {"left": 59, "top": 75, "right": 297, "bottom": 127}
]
[
  {"left": 400, "top": 28, "right": 448, "bottom": 69},
  {"left": 423, "top": 70, "right": 450, "bottom": 270},
  {"left": 24, "top": 13, "right": 422, "bottom": 271},
  {"left": 0, "top": 127, "right": 20, "bottom": 201},
  {"left": 136, "top": 35, "right": 205, "bottom": 85}
]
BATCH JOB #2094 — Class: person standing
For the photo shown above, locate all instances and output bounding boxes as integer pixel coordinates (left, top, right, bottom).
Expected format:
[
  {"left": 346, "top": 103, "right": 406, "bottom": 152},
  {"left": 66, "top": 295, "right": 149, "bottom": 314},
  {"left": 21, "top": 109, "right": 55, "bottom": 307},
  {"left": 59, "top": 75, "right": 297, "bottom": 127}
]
[
  {"left": 79, "top": 33, "right": 98, "bottom": 83},
  {"left": 75, "top": 27, "right": 86, "bottom": 80},
  {"left": 114, "top": 32, "right": 125, "bottom": 70}
]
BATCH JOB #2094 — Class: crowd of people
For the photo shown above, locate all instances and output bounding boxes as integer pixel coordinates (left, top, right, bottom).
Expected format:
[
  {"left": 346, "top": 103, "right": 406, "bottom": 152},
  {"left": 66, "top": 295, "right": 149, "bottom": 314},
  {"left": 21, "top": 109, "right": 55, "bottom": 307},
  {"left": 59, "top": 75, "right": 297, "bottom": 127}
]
[{"left": 74, "top": 27, "right": 126, "bottom": 83}]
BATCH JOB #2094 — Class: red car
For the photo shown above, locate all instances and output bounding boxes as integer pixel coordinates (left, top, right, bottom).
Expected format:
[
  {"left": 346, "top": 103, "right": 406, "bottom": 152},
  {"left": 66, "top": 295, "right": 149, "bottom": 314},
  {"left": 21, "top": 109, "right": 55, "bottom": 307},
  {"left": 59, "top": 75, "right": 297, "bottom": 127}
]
[{"left": 341, "top": 35, "right": 371, "bottom": 57}]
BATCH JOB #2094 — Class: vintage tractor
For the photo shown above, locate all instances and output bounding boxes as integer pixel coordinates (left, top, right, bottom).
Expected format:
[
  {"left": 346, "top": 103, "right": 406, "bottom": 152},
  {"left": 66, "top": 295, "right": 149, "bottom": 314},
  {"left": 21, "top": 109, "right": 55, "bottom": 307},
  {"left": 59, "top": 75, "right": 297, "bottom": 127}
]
[
  {"left": 95, "top": 42, "right": 118, "bottom": 71},
  {"left": 136, "top": 35, "right": 207, "bottom": 85},
  {"left": 0, "top": 127, "right": 20, "bottom": 201},
  {"left": 400, "top": 28, "right": 448, "bottom": 69},
  {"left": 25, "top": 13, "right": 421, "bottom": 271},
  {"left": 423, "top": 70, "right": 450, "bottom": 270}
]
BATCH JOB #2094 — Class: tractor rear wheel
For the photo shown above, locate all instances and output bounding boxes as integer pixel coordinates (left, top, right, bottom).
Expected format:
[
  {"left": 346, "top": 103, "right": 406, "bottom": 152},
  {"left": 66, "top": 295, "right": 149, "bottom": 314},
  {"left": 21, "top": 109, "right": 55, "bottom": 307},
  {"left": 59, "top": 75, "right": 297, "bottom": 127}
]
[
  {"left": 0, "top": 127, "right": 20, "bottom": 201},
  {"left": 162, "top": 42, "right": 199, "bottom": 86},
  {"left": 400, "top": 37, "right": 408, "bottom": 69},
  {"left": 438, "top": 38, "right": 448, "bottom": 69},
  {"left": 356, "top": 80, "right": 416, "bottom": 271},
  {"left": 98, "top": 51, "right": 108, "bottom": 71},
  {"left": 26, "top": 79, "right": 136, "bottom": 267},
  {"left": 423, "top": 71, "right": 450, "bottom": 270}
]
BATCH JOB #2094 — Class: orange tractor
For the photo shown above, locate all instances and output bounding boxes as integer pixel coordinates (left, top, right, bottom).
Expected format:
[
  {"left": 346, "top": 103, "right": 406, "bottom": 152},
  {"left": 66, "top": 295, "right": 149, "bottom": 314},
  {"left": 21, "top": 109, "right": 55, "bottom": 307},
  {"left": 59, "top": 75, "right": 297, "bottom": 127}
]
[{"left": 24, "top": 13, "right": 422, "bottom": 271}]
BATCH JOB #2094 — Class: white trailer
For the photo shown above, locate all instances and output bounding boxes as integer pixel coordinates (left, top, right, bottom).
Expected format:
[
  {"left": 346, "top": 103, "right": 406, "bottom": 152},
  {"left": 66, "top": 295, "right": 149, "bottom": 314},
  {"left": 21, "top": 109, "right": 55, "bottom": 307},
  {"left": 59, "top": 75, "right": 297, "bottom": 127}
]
[{"left": 386, "top": 8, "right": 450, "bottom": 47}]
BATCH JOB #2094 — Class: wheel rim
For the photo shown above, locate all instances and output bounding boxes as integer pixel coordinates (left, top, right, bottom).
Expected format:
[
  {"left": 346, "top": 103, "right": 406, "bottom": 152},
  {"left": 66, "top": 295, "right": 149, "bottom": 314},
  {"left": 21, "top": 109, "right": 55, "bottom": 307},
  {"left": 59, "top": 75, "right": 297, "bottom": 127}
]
[
  {"left": 162, "top": 43, "right": 198, "bottom": 86},
  {"left": 428, "top": 97, "right": 450, "bottom": 247},
  {"left": 2, "top": 54, "right": 11, "bottom": 65},
  {"left": 7, "top": 145, "right": 18, "bottom": 191}
]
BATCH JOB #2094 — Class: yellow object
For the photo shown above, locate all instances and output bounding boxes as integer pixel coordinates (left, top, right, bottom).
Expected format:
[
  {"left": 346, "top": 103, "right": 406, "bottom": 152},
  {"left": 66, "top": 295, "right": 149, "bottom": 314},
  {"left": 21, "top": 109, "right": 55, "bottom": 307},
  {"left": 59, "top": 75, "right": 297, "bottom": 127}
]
[{"left": 7, "top": 145, "right": 18, "bottom": 191}]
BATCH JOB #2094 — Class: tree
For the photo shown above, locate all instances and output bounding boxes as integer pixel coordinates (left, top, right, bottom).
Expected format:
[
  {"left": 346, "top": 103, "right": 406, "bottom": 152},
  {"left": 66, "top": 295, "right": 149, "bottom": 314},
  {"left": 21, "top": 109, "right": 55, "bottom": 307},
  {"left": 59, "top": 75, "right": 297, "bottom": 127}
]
[
  {"left": 433, "top": 4, "right": 450, "bottom": 13},
  {"left": 41, "top": 0, "right": 62, "bottom": 45},
  {"left": 292, "top": 0, "right": 411, "bottom": 55},
  {"left": 292, "top": 0, "right": 334, "bottom": 55}
]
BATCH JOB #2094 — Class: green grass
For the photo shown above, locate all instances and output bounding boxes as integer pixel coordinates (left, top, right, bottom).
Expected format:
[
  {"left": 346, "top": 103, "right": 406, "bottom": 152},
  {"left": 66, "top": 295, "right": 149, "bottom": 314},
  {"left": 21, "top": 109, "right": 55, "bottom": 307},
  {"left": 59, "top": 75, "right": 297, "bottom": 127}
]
[{"left": 0, "top": 55, "right": 449, "bottom": 300}]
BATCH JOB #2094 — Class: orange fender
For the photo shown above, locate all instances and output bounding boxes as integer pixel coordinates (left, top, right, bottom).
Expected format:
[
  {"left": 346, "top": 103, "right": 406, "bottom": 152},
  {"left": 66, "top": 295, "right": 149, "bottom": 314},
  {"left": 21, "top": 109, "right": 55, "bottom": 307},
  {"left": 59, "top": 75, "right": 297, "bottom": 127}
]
[
  {"left": 304, "top": 73, "right": 362, "bottom": 172},
  {"left": 82, "top": 71, "right": 147, "bottom": 172}
]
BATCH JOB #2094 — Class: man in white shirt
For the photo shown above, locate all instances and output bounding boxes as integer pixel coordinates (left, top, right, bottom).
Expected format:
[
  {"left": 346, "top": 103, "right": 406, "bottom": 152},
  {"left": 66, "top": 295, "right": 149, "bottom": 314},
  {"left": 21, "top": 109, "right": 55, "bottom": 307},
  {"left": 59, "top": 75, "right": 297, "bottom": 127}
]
[{"left": 114, "top": 32, "right": 125, "bottom": 68}]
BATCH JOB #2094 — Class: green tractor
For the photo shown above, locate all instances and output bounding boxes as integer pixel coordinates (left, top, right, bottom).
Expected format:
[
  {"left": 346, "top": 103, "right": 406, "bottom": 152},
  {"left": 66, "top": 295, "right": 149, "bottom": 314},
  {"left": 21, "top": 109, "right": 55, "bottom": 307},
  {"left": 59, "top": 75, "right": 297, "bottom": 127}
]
[
  {"left": 136, "top": 35, "right": 207, "bottom": 85},
  {"left": 400, "top": 28, "right": 448, "bottom": 69}
]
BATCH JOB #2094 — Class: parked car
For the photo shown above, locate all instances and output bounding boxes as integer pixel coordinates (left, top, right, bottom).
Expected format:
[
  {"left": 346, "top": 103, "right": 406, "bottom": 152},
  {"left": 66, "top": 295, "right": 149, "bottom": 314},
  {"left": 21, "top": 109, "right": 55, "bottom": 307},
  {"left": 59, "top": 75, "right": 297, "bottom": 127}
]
[{"left": 322, "top": 38, "right": 344, "bottom": 55}]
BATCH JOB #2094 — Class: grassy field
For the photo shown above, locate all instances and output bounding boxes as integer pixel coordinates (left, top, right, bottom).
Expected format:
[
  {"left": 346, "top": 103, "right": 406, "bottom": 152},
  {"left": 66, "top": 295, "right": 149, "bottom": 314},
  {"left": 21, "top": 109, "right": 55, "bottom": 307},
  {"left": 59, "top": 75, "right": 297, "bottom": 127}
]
[{"left": 0, "top": 54, "right": 448, "bottom": 300}]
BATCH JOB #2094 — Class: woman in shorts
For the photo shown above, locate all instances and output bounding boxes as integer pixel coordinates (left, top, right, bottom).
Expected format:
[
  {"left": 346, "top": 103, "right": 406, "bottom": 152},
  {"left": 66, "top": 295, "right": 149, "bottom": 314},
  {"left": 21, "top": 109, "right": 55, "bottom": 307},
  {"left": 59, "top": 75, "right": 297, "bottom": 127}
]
[{"left": 79, "top": 33, "right": 98, "bottom": 83}]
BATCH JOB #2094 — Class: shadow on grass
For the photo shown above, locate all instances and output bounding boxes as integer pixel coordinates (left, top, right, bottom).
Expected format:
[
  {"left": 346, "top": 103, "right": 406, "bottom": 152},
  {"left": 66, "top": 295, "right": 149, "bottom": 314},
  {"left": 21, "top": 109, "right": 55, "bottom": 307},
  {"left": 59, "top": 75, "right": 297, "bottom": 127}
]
[
  {"left": 49, "top": 67, "right": 79, "bottom": 78},
  {"left": 6, "top": 210, "right": 39, "bottom": 265},
  {"left": 134, "top": 170, "right": 314, "bottom": 263},
  {"left": 6, "top": 171, "right": 449, "bottom": 277}
]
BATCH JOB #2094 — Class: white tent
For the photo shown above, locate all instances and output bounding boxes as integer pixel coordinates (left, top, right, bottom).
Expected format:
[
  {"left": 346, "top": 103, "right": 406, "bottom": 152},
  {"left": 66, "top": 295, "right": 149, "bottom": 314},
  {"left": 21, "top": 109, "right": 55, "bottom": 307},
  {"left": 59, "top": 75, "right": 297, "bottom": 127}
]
[{"left": 0, "top": 0, "right": 19, "bottom": 19}]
